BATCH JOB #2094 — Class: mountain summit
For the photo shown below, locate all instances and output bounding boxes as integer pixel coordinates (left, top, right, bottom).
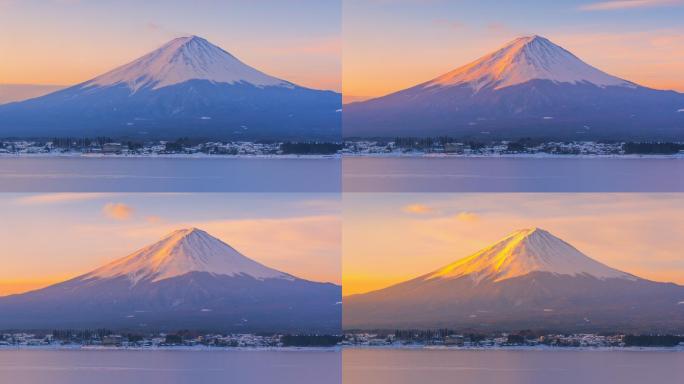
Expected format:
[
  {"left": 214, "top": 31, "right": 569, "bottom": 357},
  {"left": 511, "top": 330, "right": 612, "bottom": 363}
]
[
  {"left": 344, "top": 35, "right": 684, "bottom": 140},
  {"left": 83, "top": 36, "right": 292, "bottom": 92},
  {"left": 425, "top": 35, "right": 633, "bottom": 91},
  {"left": 0, "top": 229, "right": 341, "bottom": 332},
  {"left": 425, "top": 228, "right": 633, "bottom": 283},
  {"left": 0, "top": 36, "right": 341, "bottom": 140},
  {"left": 84, "top": 228, "right": 291, "bottom": 284},
  {"left": 344, "top": 228, "right": 684, "bottom": 332}
]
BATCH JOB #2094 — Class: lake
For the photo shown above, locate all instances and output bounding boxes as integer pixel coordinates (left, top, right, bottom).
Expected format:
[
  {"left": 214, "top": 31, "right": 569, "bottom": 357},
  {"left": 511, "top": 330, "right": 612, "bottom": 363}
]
[
  {"left": 3, "top": 156, "right": 683, "bottom": 193},
  {"left": 0, "top": 157, "right": 341, "bottom": 192},
  {"left": 343, "top": 157, "right": 684, "bottom": 192},
  {"left": 0, "top": 349, "right": 340, "bottom": 384},
  {"left": 343, "top": 348, "right": 684, "bottom": 384}
]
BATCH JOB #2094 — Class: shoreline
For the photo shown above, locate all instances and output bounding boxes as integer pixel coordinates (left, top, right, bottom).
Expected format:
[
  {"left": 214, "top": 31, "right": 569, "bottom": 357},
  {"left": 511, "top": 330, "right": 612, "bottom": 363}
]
[
  {"left": 1, "top": 153, "right": 682, "bottom": 159},
  {"left": 1, "top": 344, "right": 681, "bottom": 352},
  {"left": 341, "top": 153, "right": 684, "bottom": 159},
  {"left": 0, "top": 345, "right": 341, "bottom": 352},
  {"left": 345, "top": 345, "right": 684, "bottom": 352},
  {"left": 0, "top": 153, "right": 340, "bottom": 159}
]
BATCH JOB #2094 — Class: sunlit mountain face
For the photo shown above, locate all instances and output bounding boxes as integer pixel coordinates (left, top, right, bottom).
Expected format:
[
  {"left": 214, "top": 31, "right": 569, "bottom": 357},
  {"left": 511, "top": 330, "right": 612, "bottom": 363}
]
[
  {"left": 0, "top": 36, "right": 341, "bottom": 141},
  {"left": 0, "top": 228, "right": 342, "bottom": 333},
  {"left": 344, "top": 228, "right": 684, "bottom": 333},
  {"left": 344, "top": 35, "right": 684, "bottom": 141}
]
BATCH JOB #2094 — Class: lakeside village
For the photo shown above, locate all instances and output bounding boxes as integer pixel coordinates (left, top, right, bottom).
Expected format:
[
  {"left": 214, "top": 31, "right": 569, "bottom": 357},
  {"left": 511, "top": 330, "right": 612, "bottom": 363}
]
[
  {"left": 2, "top": 137, "right": 684, "bottom": 156},
  {"left": 2, "top": 330, "right": 683, "bottom": 349},
  {"left": 342, "top": 330, "right": 684, "bottom": 349},
  {"left": 0, "top": 331, "right": 342, "bottom": 349}
]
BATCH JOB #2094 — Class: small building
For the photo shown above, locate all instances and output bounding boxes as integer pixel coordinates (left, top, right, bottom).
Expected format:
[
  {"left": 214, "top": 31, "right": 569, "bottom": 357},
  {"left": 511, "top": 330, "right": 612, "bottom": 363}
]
[
  {"left": 103, "top": 143, "right": 126, "bottom": 154},
  {"left": 102, "top": 335, "right": 124, "bottom": 346}
]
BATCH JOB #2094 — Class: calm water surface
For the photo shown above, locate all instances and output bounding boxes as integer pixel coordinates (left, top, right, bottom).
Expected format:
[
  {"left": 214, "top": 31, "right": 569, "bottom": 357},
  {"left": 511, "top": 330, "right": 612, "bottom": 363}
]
[
  {"left": 0, "top": 349, "right": 340, "bottom": 384},
  {"left": 0, "top": 157, "right": 341, "bottom": 192},
  {"left": 343, "top": 157, "right": 684, "bottom": 192},
  {"left": 343, "top": 349, "right": 684, "bottom": 384}
]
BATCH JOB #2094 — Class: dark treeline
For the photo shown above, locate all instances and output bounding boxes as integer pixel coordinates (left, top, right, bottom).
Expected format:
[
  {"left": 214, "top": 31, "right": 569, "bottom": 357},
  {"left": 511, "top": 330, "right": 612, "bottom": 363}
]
[
  {"left": 505, "top": 137, "right": 548, "bottom": 152},
  {"left": 49, "top": 137, "right": 144, "bottom": 150},
  {"left": 51, "top": 328, "right": 114, "bottom": 340},
  {"left": 393, "top": 136, "right": 486, "bottom": 150},
  {"left": 623, "top": 335, "right": 684, "bottom": 347},
  {"left": 392, "top": 329, "right": 486, "bottom": 342},
  {"left": 280, "top": 142, "right": 342, "bottom": 155},
  {"left": 280, "top": 335, "right": 343, "bottom": 347},
  {"left": 623, "top": 142, "right": 684, "bottom": 154}
]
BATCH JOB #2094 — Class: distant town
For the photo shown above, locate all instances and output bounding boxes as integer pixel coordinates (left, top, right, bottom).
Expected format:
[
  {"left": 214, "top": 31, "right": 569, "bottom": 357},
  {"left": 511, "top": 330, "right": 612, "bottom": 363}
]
[
  {"left": 343, "top": 138, "right": 684, "bottom": 156},
  {"left": 0, "top": 331, "right": 341, "bottom": 349},
  {"left": 342, "top": 331, "right": 684, "bottom": 349},
  {"left": 1, "top": 138, "right": 684, "bottom": 157},
  {"left": 2, "top": 330, "right": 683, "bottom": 350},
  {"left": 0, "top": 138, "right": 341, "bottom": 156}
]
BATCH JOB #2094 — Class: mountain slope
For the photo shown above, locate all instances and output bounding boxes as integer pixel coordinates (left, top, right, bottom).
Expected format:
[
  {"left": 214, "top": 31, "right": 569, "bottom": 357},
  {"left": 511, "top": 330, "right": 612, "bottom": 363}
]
[
  {"left": 344, "top": 35, "right": 684, "bottom": 140},
  {"left": 0, "top": 228, "right": 341, "bottom": 333},
  {"left": 344, "top": 228, "right": 684, "bottom": 332},
  {"left": 0, "top": 36, "right": 341, "bottom": 141}
]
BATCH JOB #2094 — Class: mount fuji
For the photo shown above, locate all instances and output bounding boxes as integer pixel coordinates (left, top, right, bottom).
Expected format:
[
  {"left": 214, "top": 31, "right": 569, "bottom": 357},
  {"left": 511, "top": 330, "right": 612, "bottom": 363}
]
[
  {"left": 344, "top": 228, "right": 684, "bottom": 332},
  {"left": 0, "top": 228, "right": 341, "bottom": 333},
  {"left": 344, "top": 35, "right": 684, "bottom": 140},
  {"left": 0, "top": 36, "right": 341, "bottom": 140}
]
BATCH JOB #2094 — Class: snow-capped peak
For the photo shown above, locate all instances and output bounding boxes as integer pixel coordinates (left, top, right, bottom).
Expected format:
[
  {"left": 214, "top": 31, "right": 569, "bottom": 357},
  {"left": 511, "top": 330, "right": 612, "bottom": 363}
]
[
  {"left": 425, "top": 35, "right": 634, "bottom": 91},
  {"left": 424, "top": 227, "right": 635, "bottom": 283},
  {"left": 83, "top": 228, "right": 292, "bottom": 284},
  {"left": 82, "top": 35, "right": 293, "bottom": 92}
]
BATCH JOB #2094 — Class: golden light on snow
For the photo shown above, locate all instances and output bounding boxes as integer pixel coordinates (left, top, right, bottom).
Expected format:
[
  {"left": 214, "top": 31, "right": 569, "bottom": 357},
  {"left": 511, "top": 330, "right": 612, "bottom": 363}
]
[{"left": 342, "top": 194, "right": 684, "bottom": 296}]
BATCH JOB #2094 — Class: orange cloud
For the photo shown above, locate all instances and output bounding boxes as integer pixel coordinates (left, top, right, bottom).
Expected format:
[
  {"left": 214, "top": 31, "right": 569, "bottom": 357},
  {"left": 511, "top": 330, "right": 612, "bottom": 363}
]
[
  {"left": 455, "top": 211, "right": 480, "bottom": 222},
  {"left": 402, "top": 204, "right": 434, "bottom": 214},
  {"left": 102, "top": 203, "right": 134, "bottom": 221}
]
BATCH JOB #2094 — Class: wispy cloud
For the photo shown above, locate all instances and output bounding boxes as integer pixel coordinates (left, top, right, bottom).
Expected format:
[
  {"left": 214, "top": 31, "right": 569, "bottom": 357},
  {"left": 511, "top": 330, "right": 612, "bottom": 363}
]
[
  {"left": 102, "top": 203, "right": 134, "bottom": 221},
  {"left": 455, "top": 211, "right": 480, "bottom": 222},
  {"left": 580, "top": 0, "right": 684, "bottom": 11},
  {"left": 145, "top": 215, "right": 163, "bottom": 224},
  {"left": 15, "top": 193, "right": 112, "bottom": 205}
]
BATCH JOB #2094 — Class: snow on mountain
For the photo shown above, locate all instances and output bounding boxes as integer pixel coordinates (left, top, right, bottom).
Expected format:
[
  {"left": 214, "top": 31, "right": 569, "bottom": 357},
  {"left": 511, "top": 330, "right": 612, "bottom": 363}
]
[
  {"left": 424, "top": 35, "right": 634, "bottom": 91},
  {"left": 0, "top": 35, "right": 341, "bottom": 140},
  {"left": 424, "top": 228, "right": 635, "bottom": 283},
  {"left": 0, "top": 227, "right": 342, "bottom": 332},
  {"left": 83, "top": 36, "right": 293, "bottom": 92},
  {"left": 84, "top": 228, "right": 292, "bottom": 284},
  {"left": 344, "top": 34, "right": 684, "bottom": 140},
  {"left": 343, "top": 228, "right": 684, "bottom": 332}
]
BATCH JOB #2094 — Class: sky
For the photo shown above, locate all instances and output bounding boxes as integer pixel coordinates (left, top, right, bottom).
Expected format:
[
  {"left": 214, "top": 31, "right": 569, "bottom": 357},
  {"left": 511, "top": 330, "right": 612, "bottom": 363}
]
[
  {"left": 0, "top": 193, "right": 341, "bottom": 296},
  {"left": 343, "top": 193, "right": 684, "bottom": 296},
  {"left": 0, "top": 0, "right": 341, "bottom": 91},
  {"left": 3, "top": 0, "right": 683, "bottom": 103},
  {"left": 343, "top": 0, "right": 684, "bottom": 102}
]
